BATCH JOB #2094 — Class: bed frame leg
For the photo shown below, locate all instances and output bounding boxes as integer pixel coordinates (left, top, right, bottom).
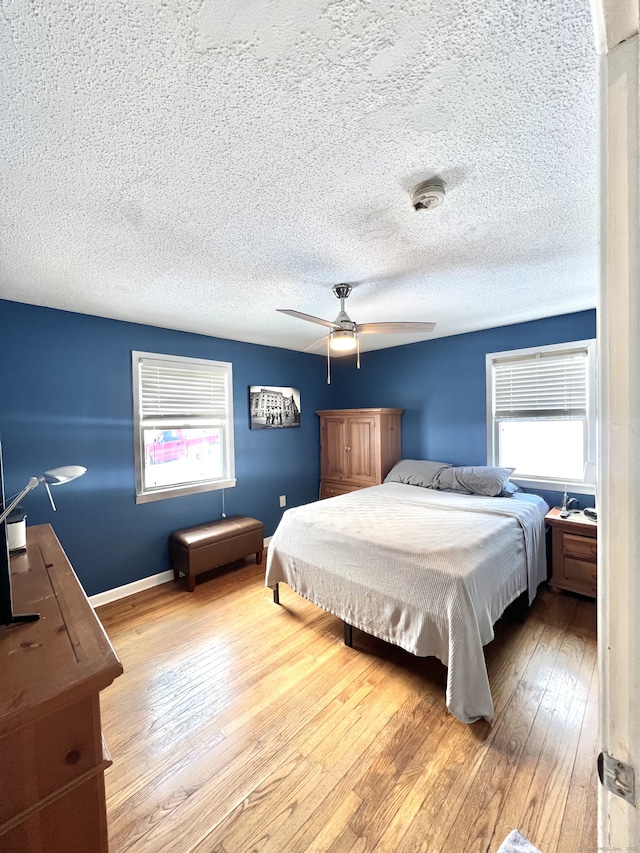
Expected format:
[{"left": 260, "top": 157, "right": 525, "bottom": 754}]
[
  {"left": 344, "top": 622, "right": 353, "bottom": 647},
  {"left": 517, "top": 594, "right": 528, "bottom": 624},
  {"left": 273, "top": 583, "right": 280, "bottom": 605},
  {"left": 515, "top": 591, "right": 528, "bottom": 623}
]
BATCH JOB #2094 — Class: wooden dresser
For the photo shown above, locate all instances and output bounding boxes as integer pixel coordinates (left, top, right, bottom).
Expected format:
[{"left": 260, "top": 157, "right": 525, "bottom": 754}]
[
  {"left": 545, "top": 507, "right": 598, "bottom": 598},
  {"left": 317, "top": 408, "right": 403, "bottom": 499},
  {"left": 0, "top": 524, "right": 123, "bottom": 853}
]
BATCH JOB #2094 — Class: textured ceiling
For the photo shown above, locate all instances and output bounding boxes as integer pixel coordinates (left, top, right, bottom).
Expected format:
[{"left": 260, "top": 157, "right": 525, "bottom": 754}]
[{"left": 0, "top": 0, "right": 598, "bottom": 354}]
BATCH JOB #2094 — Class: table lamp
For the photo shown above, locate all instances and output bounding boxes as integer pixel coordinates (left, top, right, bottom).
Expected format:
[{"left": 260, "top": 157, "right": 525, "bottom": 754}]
[{"left": 1, "top": 463, "right": 86, "bottom": 626}]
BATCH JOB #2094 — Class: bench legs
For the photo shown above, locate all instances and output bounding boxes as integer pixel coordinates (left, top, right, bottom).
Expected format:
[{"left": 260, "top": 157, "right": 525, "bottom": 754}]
[{"left": 273, "top": 582, "right": 280, "bottom": 605}]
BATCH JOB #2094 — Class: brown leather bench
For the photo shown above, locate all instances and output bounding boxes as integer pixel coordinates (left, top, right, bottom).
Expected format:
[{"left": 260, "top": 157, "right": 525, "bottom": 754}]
[{"left": 170, "top": 515, "right": 264, "bottom": 592}]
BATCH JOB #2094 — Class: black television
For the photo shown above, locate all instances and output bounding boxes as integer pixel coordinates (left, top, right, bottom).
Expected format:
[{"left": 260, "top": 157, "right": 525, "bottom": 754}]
[{"left": 0, "top": 438, "right": 39, "bottom": 626}]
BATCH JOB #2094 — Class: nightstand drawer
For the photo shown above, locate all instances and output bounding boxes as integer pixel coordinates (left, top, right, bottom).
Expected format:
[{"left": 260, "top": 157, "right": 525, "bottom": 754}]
[
  {"left": 563, "top": 532, "right": 597, "bottom": 562},
  {"left": 564, "top": 556, "right": 597, "bottom": 591}
]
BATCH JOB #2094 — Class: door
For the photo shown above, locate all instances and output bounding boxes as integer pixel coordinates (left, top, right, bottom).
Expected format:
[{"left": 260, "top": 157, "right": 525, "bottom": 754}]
[{"left": 593, "top": 5, "right": 640, "bottom": 847}]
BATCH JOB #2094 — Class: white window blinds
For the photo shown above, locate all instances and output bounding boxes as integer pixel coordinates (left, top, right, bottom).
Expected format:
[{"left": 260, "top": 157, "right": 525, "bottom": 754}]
[
  {"left": 132, "top": 351, "right": 236, "bottom": 503},
  {"left": 493, "top": 349, "right": 588, "bottom": 419},
  {"left": 139, "top": 359, "right": 230, "bottom": 421}
]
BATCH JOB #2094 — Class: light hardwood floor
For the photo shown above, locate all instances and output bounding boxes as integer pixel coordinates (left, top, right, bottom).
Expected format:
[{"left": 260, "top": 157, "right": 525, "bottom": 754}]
[{"left": 97, "top": 558, "right": 597, "bottom": 853}]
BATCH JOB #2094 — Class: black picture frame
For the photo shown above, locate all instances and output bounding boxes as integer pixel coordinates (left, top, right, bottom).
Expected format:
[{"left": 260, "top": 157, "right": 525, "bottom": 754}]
[{"left": 249, "top": 386, "right": 301, "bottom": 430}]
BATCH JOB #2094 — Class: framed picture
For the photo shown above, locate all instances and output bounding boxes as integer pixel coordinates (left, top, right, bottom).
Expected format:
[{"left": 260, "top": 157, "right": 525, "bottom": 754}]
[{"left": 249, "top": 386, "right": 301, "bottom": 430}]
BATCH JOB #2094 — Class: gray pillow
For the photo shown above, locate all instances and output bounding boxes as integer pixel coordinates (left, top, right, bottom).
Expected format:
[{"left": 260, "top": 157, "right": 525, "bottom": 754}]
[
  {"left": 384, "top": 459, "right": 452, "bottom": 488},
  {"left": 501, "top": 480, "right": 521, "bottom": 497},
  {"left": 433, "top": 466, "right": 515, "bottom": 497}
]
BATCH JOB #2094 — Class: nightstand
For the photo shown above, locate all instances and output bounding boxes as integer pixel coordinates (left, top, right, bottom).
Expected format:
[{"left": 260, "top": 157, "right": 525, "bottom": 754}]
[{"left": 545, "top": 507, "right": 598, "bottom": 598}]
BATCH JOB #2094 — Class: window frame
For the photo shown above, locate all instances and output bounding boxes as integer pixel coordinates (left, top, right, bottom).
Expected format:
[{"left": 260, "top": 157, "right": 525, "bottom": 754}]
[
  {"left": 132, "top": 351, "right": 236, "bottom": 504},
  {"left": 486, "top": 339, "right": 597, "bottom": 494}
]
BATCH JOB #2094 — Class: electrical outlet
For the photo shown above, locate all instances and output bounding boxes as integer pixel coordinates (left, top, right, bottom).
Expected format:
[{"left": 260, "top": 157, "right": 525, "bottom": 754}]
[{"left": 279, "top": 495, "right": 286, "bottom": 507}]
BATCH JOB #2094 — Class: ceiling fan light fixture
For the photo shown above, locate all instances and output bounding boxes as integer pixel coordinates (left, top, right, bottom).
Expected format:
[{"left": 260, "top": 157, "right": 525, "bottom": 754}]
[{"left": 329, "top": 329, "right": 357, "bottom": 352}]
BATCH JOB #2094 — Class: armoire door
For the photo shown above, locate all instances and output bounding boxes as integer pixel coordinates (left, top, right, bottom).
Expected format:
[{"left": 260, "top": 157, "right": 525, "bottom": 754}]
[
  {"left": 320, "top": 416, "right": 348, "bottom": 480},
  {"left": 346, "top": 417, "right": 377, "bottom": 484}
]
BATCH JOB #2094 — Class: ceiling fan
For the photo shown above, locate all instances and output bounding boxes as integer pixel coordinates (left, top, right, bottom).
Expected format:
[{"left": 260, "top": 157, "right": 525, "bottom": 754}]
[{"left": 277, "top": 285, "right": 436, "bottom": 382}]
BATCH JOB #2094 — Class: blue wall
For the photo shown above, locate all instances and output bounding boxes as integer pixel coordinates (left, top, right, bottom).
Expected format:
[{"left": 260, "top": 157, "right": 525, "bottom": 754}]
[
  {"left": 0, "top": 300, "right": 596, "bottom": 595},
  {"left": 0, "top": 300, "right": 333, "bottom": 595},
  {"left": 329, "top": 310, "right": 597, "bottom": 509}
]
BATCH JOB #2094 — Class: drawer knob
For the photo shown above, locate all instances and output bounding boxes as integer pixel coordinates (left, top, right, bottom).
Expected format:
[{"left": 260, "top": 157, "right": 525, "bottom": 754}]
[{"left": 65, "top": 748, "right": 82, "bottom": 765}]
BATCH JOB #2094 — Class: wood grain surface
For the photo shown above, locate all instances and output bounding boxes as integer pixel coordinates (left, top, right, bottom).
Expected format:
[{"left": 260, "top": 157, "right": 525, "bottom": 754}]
[{"left": 97, "top": 557, "right": 597, "bottom": 853}]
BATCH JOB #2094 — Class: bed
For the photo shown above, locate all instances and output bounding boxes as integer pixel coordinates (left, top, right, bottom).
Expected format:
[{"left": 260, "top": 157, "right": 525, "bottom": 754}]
[{"left": 265, "top": 473, "right": 549, "bottom": 724}]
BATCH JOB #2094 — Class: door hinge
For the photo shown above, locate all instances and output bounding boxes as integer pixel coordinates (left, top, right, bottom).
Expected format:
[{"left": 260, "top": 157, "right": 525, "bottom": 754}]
[{"left": 598, "top": 752, "right": 636, "bottom": 806}]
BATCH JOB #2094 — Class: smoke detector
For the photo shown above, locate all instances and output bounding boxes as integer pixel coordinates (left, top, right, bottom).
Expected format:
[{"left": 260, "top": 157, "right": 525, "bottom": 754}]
[{"left": 411, "top": 179, "right": 446, "bottom": 211}]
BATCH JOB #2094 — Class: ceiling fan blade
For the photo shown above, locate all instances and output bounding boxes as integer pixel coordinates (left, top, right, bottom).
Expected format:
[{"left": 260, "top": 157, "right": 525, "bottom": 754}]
[
  {"left": 304, "top": 335, "right": 330, "bottom": 352},
  {"left": 277, "top": 309, "right": 341, "bottom": 330},
  {"left": 357, "top": 321, "right": 436, "bottom": 334}
]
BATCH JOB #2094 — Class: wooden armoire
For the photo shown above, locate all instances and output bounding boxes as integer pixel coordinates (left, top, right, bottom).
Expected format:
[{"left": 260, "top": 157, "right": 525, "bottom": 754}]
[{"left": 316, "top": 408, "right": 403, "bottom": 499}]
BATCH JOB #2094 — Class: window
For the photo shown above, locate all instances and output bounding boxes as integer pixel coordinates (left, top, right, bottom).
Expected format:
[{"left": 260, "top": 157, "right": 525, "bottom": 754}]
[
  {"left": 132, "top": 351, "right": 235, "bottom": 503},
  {"left": 486, "top": 340, "right": 596, "bottom": 493}
]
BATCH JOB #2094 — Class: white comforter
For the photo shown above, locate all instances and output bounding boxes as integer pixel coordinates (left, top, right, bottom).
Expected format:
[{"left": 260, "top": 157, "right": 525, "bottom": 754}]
[{"left": 265, "top": 482, "right": 549, "bottom": 724}]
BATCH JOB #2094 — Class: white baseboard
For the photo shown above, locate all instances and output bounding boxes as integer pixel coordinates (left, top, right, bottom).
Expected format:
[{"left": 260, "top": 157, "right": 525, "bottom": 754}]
[
  {"left": 89, "top": 535, "right": 272, "bottom": 608},
  {"left": 89, "top": 570, "right": 174, "bottom": 608}
]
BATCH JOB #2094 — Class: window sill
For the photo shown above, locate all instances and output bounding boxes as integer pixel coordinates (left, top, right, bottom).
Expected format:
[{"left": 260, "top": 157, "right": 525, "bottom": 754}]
[
  {"left": 136, "top": 477, "right": 237, "bottom": 504},
  {"left": 511, "top": 477, "right": 596, "bottom": 496}
]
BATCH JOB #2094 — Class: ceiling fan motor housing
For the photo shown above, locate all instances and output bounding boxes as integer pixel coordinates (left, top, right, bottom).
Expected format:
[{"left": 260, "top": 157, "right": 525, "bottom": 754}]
[
  {"left": 332, "top": 284, "right": 352, "bottom": 299},
  {"left": 332, "top": 284, "right": 356, "bottom": 328},
  {"left": 411, "top": 180, "right": 446, "bottom": 211}
]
